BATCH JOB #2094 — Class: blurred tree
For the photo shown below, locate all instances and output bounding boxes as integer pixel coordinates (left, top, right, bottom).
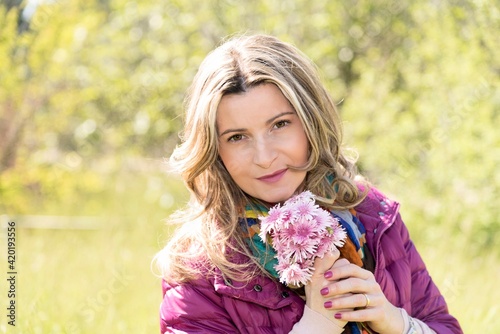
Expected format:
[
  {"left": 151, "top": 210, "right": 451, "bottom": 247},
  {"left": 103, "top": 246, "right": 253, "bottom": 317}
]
[
  {"left": 0, "top": 6, "right": 31, "bottom": 171},
  {"left": 3, "top": 0, "right": 22, "bottom": 11}
]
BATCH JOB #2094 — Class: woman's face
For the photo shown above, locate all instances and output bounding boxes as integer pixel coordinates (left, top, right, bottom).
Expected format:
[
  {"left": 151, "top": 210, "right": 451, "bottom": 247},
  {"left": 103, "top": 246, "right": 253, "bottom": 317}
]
[{"left": 217, "top": 83, "right": 309, "bottom": 204}]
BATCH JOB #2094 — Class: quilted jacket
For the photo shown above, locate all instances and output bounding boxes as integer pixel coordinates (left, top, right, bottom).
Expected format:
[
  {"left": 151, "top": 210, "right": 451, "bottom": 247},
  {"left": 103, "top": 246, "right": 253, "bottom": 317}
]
[{"left": 159, "top": 186, "right": 462, "bottom": 333}]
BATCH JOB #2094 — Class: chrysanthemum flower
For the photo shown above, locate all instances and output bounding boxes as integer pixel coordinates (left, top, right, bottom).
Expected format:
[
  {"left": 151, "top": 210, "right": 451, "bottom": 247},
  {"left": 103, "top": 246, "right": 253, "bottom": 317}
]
[{"left": 258, "top": 191, "right": 347, "bottom": 286}]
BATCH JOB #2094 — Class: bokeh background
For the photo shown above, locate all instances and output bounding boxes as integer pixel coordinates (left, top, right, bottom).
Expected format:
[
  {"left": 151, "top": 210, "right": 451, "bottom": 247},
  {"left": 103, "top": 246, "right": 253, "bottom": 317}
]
[{"left": 0, "top": 0, "right": 499, "bottom": 332}]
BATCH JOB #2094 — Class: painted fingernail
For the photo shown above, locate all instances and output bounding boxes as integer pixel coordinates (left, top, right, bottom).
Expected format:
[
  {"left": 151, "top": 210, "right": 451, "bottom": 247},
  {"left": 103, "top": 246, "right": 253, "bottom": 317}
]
[
  {"left": 324, "top": 271, "right": 333, "bottom": 279},
  {"left": 334, "top": 313, "right": 342, "bottom": 319},
  {"left": 320, "top": 287, "right": 329, "bottom": 296},
  {"left": 324, "top": 301, "right": 333, "bottom": 308}
]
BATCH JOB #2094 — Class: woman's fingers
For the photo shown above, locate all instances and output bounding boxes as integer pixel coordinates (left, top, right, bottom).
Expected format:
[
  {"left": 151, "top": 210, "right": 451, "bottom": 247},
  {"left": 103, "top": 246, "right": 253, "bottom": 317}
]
[
  {"left": 312, "top": 258, "right": 405, "bottom": 334},
  {"left": 323, "top": 258, "right": 349, "bottom": 279},
  {"left": 329, "top": 276, "right": 374, "bottom": 295},
  {"left": 325, "top": 261, "right": 374, "bottom": 282},
  {"left": 311, "top": 249, "right": 341, "bottom": 277},
  {"left": 304, "top": 250, "right": 352, "bottom": 327},
  {"left": 324, "top": 291, "right": 379, "bottom": 310},
  {"left": 320, "top": 264, "right": 405, "bottom": 334},
  {"left": 328, "top": 294, "right": 404, "bottom": 334}
]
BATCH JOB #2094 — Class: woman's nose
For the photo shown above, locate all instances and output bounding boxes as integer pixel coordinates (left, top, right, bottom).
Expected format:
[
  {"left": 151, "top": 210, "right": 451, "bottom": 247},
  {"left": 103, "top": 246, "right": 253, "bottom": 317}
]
[{"left": 252, "top": 138, "right": 277, "bottom": 169}]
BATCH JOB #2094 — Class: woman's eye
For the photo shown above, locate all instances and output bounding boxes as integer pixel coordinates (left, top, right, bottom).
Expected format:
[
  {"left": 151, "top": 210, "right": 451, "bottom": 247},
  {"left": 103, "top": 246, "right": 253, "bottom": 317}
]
[
  {"left": 228, "top": 134, "right": 243, "bottom": 142},
  {"left": 274, "top": 120, "right": 289, "bottom": 129}
]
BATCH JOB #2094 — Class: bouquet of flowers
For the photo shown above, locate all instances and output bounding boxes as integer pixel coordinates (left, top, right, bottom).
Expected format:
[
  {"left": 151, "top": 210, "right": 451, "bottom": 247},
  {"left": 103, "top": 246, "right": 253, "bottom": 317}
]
[{"left": 258, "top": 191, "right": 347, "bottom": 287}]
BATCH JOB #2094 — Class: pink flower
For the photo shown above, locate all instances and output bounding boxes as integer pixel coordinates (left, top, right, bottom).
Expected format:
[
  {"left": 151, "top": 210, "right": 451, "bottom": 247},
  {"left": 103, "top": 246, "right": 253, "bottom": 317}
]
[
  {"left": 287, "top": 237, "right": 317, "bottom": 263},
  {"left": 291, "top": 216, "right": 318, "bottom": 243},
  {"left": 314, "top": 207, "right": 334, "bottom": 230},
  {"left": 291, "top": 200, "right": 317, "bottom": 221},
  {"left": 276, "top": 262, "right": 313, "bottom": 286},
  {"left": 258, "top": 191, "right": 347, "bottom": 287}
]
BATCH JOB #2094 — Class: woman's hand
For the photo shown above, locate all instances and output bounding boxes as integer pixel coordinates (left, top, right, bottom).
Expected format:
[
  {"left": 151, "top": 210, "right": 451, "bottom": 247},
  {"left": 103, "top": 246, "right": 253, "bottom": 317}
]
[
  {"left": 320, "top": 260, "right": 405, "bottom": 334},
  {"left": 304, "top": 249, "right": 352, "bottom": 328}
]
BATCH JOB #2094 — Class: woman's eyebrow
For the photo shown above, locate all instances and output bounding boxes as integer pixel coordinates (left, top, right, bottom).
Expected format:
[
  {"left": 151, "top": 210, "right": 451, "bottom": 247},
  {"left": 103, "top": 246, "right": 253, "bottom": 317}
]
[
  {"left": 265, "top": 111, "right": 295, "bottom": 125},
  {"left": 219, "top": 127, "right": 246, "bottom": 137}
]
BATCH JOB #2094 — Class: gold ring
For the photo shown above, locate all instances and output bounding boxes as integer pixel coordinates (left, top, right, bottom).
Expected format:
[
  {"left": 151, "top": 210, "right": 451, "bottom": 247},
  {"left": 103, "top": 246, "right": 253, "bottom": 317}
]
[{"left": 363, "top": 293, "right": 370, "bottom": 308}]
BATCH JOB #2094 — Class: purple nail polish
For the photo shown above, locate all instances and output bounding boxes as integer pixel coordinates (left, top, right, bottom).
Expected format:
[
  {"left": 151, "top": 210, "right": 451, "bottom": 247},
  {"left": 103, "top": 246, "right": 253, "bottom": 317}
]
[
  {"left": 324, "top": 301, "right": 333, "bottom": 308},
  {"left": 334, "top": 313, "right": 342, "bottom": 319},
  {"left": 320, "top": 287, "right": 329, "bottom": 296},
  {"left": 324, "top": 271, "right": 333, "bottom": 279}
]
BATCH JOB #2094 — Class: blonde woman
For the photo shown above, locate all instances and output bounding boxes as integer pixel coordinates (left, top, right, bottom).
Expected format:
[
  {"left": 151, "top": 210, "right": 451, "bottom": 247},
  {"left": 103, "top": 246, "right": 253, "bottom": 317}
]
[{"left": 155, "top": 34, "right": 462, "bottom": 334}]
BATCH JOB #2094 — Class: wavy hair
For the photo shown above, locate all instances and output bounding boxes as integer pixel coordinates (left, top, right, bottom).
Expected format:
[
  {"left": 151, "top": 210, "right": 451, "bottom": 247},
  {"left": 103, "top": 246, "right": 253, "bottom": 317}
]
[{"left": 154, "top": 34, "right": 367, "bottom": 283}]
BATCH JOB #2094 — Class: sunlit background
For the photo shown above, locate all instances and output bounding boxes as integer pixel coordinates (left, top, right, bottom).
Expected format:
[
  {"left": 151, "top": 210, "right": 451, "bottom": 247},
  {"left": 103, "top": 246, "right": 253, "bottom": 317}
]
[{"left": 0, "top": 0, "right": 499, "bottom": 332}]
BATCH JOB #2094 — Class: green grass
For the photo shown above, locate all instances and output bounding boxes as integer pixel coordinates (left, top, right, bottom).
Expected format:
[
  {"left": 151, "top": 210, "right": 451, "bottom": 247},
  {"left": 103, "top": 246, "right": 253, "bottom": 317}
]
[
  {"left": 418, "top": 240, "right": 500, "bottom": 332},
  {"left": 0, "top": 170, "right": 185, "bottom": 333},
  {"left": 1, "top": 171, "right": 498, "bottom": 333},
  {"left": 3, "top": 223, "right": 163, "bottom": 333}
]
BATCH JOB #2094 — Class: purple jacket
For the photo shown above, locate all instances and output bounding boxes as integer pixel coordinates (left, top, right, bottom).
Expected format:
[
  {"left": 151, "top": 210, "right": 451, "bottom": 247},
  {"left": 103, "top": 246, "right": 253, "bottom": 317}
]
[{"left": 160, "top": 187, "right": 462, "bottom": 333}]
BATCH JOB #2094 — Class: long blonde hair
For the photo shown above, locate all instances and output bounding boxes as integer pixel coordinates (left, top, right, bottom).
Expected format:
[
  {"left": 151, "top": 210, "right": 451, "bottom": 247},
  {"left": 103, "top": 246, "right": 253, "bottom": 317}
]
[{"left": 155, "top": 34, "right": 366, "bottom": 283}]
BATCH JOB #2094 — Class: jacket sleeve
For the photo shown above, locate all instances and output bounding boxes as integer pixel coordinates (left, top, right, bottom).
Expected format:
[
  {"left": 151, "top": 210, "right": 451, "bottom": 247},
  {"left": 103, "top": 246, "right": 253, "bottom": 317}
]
[
  {"left": 397, "top": 214, "right": 463, "bottom": 334},
  {"left": 289, "top": 306, "right": 344, "bottom": 334},
  {"left": 160, "top": 279, "right": 239, "bottom": 334}
]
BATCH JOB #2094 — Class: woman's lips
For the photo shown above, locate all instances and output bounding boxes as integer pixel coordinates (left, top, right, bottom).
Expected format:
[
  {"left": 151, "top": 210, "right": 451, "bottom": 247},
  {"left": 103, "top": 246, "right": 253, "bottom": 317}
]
[{"left": 257, "top": 169, "right": 287, "bottom": 183}]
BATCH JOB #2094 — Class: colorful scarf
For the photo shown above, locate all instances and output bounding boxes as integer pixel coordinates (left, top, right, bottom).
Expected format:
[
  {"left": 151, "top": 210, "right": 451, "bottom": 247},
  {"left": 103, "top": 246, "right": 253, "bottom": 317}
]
[{"left": 241, "top": 205, "right": 371, "bottom": 334}]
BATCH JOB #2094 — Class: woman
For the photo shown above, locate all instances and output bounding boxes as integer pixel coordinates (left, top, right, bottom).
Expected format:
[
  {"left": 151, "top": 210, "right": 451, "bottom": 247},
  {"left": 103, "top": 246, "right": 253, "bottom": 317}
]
[{"left": 155, "top": 34, "right": 462, "bottom": 333}]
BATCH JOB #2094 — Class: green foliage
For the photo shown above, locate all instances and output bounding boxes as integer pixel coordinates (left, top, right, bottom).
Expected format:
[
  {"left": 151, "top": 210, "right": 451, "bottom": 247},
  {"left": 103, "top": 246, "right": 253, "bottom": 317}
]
[
  {"left": 2, "top": 0, "right": 498, "bottom": 247},
  {"left": 0, "top": 0, "right": 499, "bottom": 332},
  {"left": 341, "top": 1, "right": 500, "bottom": 249}
]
